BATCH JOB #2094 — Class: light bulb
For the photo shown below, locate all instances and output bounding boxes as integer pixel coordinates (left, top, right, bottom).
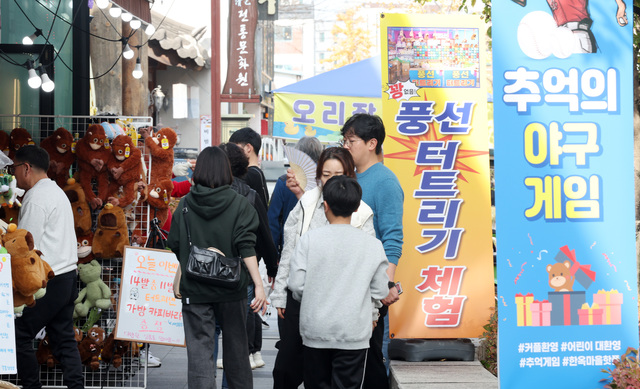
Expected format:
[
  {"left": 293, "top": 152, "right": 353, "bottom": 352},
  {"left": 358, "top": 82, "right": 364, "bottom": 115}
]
[
  {"left": 109, "top": 6, "right": 121, "bottom": 17},
  {"left": 28, "top": 68, "right": 41, "bottom": 89},
  {"left": 95, "top": 0, "right": 109, "bottom": 9},
  {"left": 122, "top": 44, "right": 134, "bottom": 60},
  {"left": 121, "top": 12, "right": 133, "bottom": 22},
  {"left": 132, "top": 59, "right": 143, "bottom": 79},
  {"left": 22, "top": 33, "right": 38, "bottom": 45},
  {"left": 41, "top": 73, "right": 55, "bottom": 92},
  {"left": 130, "top": 19, "right": 141, "bottom": 29},
  {"left": 144, "top": 23, "right": 156, "bottom": 36}
]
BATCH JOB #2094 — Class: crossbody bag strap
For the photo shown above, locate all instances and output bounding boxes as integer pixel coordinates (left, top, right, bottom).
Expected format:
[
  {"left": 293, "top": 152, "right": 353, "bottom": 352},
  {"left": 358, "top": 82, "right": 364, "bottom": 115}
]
[{"left": 182, "top": 204, "right": 192, "bottom": 246}]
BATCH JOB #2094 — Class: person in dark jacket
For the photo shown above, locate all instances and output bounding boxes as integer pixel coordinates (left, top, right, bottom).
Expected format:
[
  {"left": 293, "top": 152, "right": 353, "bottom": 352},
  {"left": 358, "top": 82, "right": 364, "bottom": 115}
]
[
  {"left": 168, "top": 146, "right": 266, "bottom": 389},
  {"left": 221, "top": 142, "right": 278, "bottom": 371}
]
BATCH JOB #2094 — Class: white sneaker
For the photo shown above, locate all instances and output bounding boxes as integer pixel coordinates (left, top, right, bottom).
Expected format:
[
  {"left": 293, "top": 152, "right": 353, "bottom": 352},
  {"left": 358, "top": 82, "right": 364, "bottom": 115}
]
[
  {"left": 140, "top": 350, "right": 161, "bottom": 368},
  {"left": 249, "top": 353, "right": 257, "bottom": 370},
  {"left": 217, "top": 358, "right": 223, "bottom": 369},
  {"left": 253, "top": 352, "right": 265, "bottom": 368}
]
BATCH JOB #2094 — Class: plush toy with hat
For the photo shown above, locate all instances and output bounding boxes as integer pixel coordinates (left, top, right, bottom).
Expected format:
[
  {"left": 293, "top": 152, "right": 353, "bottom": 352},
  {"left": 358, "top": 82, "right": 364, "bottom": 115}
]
[
  {"left": 63, "top": 178, "right": 92, "bottom": 236},
  {"left": 92, "top": 203, "right": 129, "bottom": 259},
  {"left": 107, "top": 134, "right": 143, "bottom": 208},
  {"left": 40, "top": 127, "right": 75, "bottom": 188},
  {"left": 9, "top": 127, "right": 34, "bottom": 161},
  {"left": 76, "top": 124, "right": 111, "bottom": 209},
  {"left": 145, "top": 127, "right": 177, "bottom": 183},
  {"left": 73, "top": 259, "right": 111, "bottom": 318},
  {"left": 1, "top": 223, "right": 54, "bottom": 313},
  {"left": 77, "top": 325, "right": 106, "bottom": 371}
]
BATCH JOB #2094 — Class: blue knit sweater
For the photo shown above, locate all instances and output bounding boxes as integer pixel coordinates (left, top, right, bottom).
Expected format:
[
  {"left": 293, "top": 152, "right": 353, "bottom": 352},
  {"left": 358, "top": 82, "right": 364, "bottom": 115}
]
[{"left": 357, "top": 162, "right": 404, "bottom": 265}]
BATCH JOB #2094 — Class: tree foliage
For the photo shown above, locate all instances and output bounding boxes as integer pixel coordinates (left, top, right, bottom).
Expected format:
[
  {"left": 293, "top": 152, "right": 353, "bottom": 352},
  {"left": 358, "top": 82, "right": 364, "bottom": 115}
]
[{"left": 321, "top": 7, "right": 375, "bottom": 70}]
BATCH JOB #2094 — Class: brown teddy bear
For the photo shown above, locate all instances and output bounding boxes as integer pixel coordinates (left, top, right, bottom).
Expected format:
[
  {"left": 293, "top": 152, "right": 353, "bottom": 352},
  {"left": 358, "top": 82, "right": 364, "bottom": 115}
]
[
  {"left": 2, "top": 223, "right": 54, "bottom": 311},
  {"left": 107, "top": 134, "right": 143, "bottom": 208},
  {"left": 40, "top": 127, "right": 75, "bottom": 188},
  {"left": 142, "top": 178, "right": 174, "bottom": 227},
  {"left": 77, "top": 325, "right": 106, "bottom": 371},
  {"left": 0, "top": 130, "right": 10, "bottom": 156},
  {"left": 145, "top": 127, "right": 177, "bottom": 183},
  {"left": 9, "top": 127, "right": 34, "bottom": 161},
  {"left": 63, "top": 178, "right": 92, "bottom": 236},
  {"left": 76, "top": 124, "right": 111, "bottom": 209},
  {"left": 36, "top": 336, "right": 58, "bottom": 368},
  {"left": 547, "top": 260, "right": 575, "bottom": 292},
  {"left": 101, "top": 332, "right": 131, "bottom": 368},
  {"left": 92, "top": 203, "right": 129, "bottom": 259}
]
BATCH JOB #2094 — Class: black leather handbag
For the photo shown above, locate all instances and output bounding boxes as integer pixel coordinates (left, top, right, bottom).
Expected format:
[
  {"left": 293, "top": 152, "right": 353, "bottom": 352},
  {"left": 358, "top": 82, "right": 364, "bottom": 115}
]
[{"left": 182, "top": 205, "right": 243, "bottom": 289}]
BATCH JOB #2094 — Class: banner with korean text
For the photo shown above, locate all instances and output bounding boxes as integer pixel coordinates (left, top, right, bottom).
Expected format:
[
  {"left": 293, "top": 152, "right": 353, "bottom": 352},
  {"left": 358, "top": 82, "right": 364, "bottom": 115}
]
[
  {"left": 493, "top": 1, "right": 638, "bottom": 387},
  {"left": 380, "top": 14, "right": 494, "bottom": 338},
  {"left": 115, "top": 247, "right": 185, "bottom": 347}
]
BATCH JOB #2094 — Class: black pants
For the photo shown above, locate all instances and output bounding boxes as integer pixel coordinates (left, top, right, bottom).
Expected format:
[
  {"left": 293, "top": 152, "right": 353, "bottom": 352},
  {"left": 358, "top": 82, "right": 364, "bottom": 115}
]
[
  {"left": 363, "top": 305, "right": 389, "bottom": 389},
  {"left": 272, "top": 290, "right": 304, "bottom": 389},
  {"left": 15, "top": 271, "right": 85, "bottom": 389},
  {"left": 303, "top": 346, "right": 367, "bottom": 389}
]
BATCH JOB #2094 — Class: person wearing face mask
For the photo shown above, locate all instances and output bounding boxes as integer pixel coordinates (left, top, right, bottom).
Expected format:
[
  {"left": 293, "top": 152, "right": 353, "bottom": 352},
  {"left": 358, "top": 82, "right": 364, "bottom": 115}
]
[{"left": 270, "top": 147, "right": 375, "bottom": 389}]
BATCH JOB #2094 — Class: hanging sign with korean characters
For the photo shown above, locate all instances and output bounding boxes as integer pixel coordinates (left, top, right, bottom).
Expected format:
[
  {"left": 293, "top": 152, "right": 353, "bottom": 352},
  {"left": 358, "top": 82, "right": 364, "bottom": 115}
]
[
  {"left": 0, "top": 254, "right": 16, "bottom": 374},
  {"left": 493, "top": 1, "right": 638, "bottom": 388},
  {"left": 380, "top": 13, "right": 494, "bottom": 339},
  {"left": 114, "top": 247, "right": 185, "bottom": 347},
  {"left": 222, "top": 0, "right": 258, "bottom": 100}
]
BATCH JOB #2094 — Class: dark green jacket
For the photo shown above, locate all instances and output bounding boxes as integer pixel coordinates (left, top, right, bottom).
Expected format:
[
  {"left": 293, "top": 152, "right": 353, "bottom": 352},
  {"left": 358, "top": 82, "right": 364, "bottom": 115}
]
[{"left": 167, "top": 184, "right": 259, "bottom": 304}]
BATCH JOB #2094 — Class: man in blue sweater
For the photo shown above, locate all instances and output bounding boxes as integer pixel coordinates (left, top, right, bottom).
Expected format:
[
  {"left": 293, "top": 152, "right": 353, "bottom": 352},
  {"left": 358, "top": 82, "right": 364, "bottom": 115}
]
[{"left": 341, "top": 113, "right": 404, "bottom": 389}]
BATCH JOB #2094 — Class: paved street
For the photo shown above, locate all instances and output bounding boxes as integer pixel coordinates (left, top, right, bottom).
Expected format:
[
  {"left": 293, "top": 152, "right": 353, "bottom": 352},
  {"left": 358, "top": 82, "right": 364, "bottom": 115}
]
[{"left": 145, "top": 308, "right": 286, "bottom": 389}]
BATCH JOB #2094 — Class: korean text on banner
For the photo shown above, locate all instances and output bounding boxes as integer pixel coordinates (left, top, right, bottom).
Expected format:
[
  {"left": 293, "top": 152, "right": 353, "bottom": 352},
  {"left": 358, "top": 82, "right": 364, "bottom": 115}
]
[
  {"left": 0, "top": 254, "right": 16, "bottom": 374},
  {"left": 493, "top": 1, "right": 638, "bottom": 388},
  {"left": 380, "top": 14, "right": 494, "bottom": 339},
  {"left": 114, "top": 246, "right": 185, "bottom": 347}
]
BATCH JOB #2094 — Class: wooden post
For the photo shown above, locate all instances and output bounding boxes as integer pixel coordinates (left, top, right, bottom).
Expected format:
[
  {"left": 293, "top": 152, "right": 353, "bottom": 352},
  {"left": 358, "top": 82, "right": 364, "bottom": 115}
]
[
  {"left": 122, "top": 24, "right": 148, "bottom": 116},
  {"left": 90, "top": 8, "right": 123, "bottom": 114}
]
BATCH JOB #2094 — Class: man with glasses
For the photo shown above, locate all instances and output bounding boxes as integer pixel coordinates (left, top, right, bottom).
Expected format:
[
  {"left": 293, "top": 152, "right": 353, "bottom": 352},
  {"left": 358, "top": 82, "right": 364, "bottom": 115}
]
[
  {"left": 12, "top": 145, "right": 85, "bottom": 389},
  {"left": 340, "top": 113, "right": 404, "bottom": 389}
]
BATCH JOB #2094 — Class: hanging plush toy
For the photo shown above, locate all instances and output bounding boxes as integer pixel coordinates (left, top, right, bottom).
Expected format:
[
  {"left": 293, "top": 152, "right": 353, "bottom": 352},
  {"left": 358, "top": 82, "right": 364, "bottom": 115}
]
[
  {"left": 36, "top": 336, "right": 58, "bottom": 368},
  {"left": 63, "top": 178, "right": 92, "bottom": 236},
  {"left": 107, "top": 134, "right": 143, "bottom": 208},
  {"left": 101, "top": 332, "right": 131, "bottom": 368},
  {"left": 92, "top": 203, "right": 129, "bottom": 259},
  {"left": 77, "top": 325, "right": 106, "bottom": 371},
  {"left": 2, "top": 223, "right": 54, "bottom": 314},
  {"left": 40, "top": 127, "right": 75, "bottom": 188},
  {"left": 73, "top": 260, "right": 111, "bottom": 318},
  {"left": 9, "top": 127, "right": 35, "bottom": 161},
  {"left": 77, "top": 232, "right": 94, "bottom": 265},
  {"left": 142, "top": 178, "right": 173, "bottom": 228},
  {"left": 0, "top": 174, "right": 24, "bottom": 208},
  {"left": 76, "top": 124, "right": 111, "bottom": 209},
  {"left": 145, "top": 127, "right": 177, "bottom": 183}
]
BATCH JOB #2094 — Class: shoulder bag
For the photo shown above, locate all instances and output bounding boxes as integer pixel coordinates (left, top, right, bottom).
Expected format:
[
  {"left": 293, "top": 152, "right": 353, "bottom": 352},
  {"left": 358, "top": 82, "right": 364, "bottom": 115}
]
[{"left": 182, "top": 204, "right": 243, "bottom": 289}]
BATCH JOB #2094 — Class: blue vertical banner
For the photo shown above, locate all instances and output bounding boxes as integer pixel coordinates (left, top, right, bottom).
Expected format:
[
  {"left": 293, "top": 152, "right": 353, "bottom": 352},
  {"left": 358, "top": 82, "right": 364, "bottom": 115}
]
[{"left": 493, "top": 1, "right": 638, "bottom": 388}]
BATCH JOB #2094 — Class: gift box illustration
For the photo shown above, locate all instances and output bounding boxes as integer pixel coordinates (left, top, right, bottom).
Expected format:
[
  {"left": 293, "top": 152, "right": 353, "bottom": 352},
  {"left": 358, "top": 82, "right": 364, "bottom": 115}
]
[
  {"left": 548, "top": 291, "right": 586, "bottom": 326},
  {"left": 515, "top": 293, "right": 534, "bottom": 326},
  {"left": 530, "top": 300, "right": 551, "bottom": 326},
  {"left": 593, "top": 289, "right": 623, "bottom": 325},
  {"left": 578, "top": 303, "right": 604, "bottom": 325},
  {"left": 554, "top": 245, "right": 596, "bottom": 290}
]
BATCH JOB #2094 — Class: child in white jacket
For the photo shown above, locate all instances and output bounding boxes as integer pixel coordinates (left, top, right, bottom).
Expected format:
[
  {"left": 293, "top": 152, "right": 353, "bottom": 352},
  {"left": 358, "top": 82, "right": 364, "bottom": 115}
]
[{"left": 288, "top": 175, "right": 389, "bottom": 389}]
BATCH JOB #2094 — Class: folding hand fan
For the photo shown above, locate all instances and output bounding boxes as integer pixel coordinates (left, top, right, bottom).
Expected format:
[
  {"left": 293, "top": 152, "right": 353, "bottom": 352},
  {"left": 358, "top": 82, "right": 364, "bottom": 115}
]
[{"left": 284, "top": 146, "right": 317, "bottom": 192}]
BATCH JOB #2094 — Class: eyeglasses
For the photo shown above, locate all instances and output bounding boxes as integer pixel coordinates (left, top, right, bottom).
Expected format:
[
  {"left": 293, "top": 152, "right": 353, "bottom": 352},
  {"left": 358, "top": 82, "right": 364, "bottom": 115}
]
[
  {"left": 339, "top": 137, "right": 363, "bottom": 147},
  {"left": 7, "top": 163, "right": 26, "bottom": 176}
]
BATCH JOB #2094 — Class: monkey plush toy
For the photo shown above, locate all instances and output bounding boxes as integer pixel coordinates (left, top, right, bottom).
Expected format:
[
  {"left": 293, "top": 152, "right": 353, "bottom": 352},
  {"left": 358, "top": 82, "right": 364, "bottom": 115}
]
[
  {"left": 107, "top": 134, "right": 143, "bottom": 208},
  {"left": 40, "top": 127, "right": 75, "bottom": 188},
  {"left": 76, "top": 124, "right": 111, "bottom": 209}
]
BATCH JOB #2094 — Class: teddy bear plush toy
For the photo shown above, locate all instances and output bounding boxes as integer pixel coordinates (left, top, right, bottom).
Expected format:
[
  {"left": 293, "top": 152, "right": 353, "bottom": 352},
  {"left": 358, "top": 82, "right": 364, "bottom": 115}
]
[
  {"left": 145, "top": 127, "right": 177, "bottom": 183},
  {"left": 9, "top": 127, "right": 35, "bottom": 161},
  {"left": 63, "top": 178, "right": 92, "bottom": 236},
  {"left": 2, "top": 223, "right": 54, "bottom": 314},
  {"left": 101, "top": 332, "right": 131, "bottom": 368},
  {"left": 107, "top": 134, "right": 143, "bottom": 208},
  {"left": 76, "top": 124, "right": 111, "bottom": 209},
  {"left": 92, "top": 203, "right": 129, "bottom": 259},
  {"left": 73, "top": 259, "right": 112, "bottom": 319},
  {"left": 36, "top": 336, "right": 58, "bottom": 368},
  {"left": 77, "top": 325, "right": 106, "bottom": 371},
  {"left": 142, "top": 178, "right": 174, "bottom": 227},
  {"left": 40, "top": 127, "right": 75, "bottom": 188},
  {"left": 0, "top": 130, "right": 10, "bottom": 156}
]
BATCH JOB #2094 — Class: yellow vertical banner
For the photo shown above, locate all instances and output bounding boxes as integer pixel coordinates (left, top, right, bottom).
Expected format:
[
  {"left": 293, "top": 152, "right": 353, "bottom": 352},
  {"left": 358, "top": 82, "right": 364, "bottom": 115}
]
[{"left": 380, "top": 14, "right": 494, "bottom": 338}]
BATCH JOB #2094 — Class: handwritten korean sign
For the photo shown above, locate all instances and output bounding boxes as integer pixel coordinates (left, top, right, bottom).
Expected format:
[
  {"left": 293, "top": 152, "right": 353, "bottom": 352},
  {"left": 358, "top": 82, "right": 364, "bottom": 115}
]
[
  {"left": 114, "top": 247, "right": 184, "bottom": 347},
  {"left": 0, "top": 254, "right": 16, "bottom": 374}
]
